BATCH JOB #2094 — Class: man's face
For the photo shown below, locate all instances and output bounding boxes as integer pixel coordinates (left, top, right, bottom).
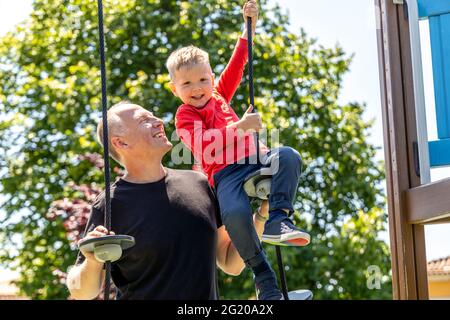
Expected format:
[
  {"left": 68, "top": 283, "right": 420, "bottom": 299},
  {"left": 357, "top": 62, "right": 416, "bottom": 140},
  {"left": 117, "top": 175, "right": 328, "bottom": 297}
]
[
  {"left": 112, "top": 104, "right": 172, "bottom": 161},
  {"left": 170, "top": 62, "right": 215, "bottom": 108}
]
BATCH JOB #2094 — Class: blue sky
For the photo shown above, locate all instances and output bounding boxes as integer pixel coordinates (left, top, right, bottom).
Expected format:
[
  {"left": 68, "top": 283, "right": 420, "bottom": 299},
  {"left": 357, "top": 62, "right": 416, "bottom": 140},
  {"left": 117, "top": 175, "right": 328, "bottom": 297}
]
[{"left": 0, "top": 0, "right": 449, "bottom": 275}]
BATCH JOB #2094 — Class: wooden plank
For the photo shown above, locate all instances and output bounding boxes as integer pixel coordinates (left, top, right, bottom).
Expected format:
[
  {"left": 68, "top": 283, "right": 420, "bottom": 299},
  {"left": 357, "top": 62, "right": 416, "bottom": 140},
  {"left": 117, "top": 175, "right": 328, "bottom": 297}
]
[
  {"left": 397, "top": 0, "right": 429, "bottom": 300},
  {"left": 405, "top": 177, "right": 450, "bottom": 224},
  {"left": 377, "top": 0, "right": 410, "bottom": 300},
  {"left": 412, "top": 226, "right": 429, "bottom": 299},
  {"left": 376, "top": 0, "right": 428, "bottom": 300},
  {"left": 407, "top": 0, "right": 432, "bottom": 182},
  {"left": 421, "top": 216, "right": 450, "bottom": 225},
  {"left": 376, "top": 0, "right": 401, "bottom": 299}
]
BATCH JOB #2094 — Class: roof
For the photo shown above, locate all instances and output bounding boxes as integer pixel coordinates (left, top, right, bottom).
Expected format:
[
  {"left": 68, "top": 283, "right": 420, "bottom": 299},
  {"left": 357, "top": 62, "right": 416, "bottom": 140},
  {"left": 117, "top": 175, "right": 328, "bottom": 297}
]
[
  {"left": 0, "top": 272, "right": 29, "bottom": 300},
  {"left": 428, "top": 256, "right": 450, "bottom": 276}
]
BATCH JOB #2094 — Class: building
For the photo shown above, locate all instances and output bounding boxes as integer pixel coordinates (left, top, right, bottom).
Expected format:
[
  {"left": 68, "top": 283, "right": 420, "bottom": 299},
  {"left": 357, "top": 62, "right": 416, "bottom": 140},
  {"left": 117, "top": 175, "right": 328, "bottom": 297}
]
[
  {"left": 428, "top": 256, "right": 450, "bottom": 300},
  {"left": 0, "top": 271, "right": 29, "bottom": 300}
]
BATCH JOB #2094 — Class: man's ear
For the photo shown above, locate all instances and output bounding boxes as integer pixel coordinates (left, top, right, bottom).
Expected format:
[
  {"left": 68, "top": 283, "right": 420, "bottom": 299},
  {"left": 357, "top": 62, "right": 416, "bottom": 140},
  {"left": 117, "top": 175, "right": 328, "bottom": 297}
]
[
  {"left": 168, "top": 81, "right": 178, "bottom": 97},
  {"left": 111, "top": 136, "right": 128, "bottom": 151},
  {"left": 211, "top": 73, "right": 215, "bottom": 86}
]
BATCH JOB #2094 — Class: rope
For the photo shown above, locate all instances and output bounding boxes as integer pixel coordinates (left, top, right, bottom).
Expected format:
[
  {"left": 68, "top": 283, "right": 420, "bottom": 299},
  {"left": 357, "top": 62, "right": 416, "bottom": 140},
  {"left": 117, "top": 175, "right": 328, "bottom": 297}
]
[
  {"left": 247, "top": 14, "right": 290, "bottom": 301},
  {"left": 96, "top": 0, "right": 112, "bottom": 301},
  {"left": 247, "top": 17, "right": 260, "bottom": 165},
  {"left": 276, "top": 246, "right": 290, "bottom": 300},
  {"left": 104, "top": 262, "right": 112, "bottom": 300}
]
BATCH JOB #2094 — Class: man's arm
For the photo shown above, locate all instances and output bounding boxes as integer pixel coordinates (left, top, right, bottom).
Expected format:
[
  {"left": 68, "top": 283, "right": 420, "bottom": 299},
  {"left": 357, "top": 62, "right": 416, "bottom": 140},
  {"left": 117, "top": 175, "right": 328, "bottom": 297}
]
[
  {"left": 216, "top": 200, "right": 268, "bottom": 276},
  {"left": 67, "top": 259, "right": 105, "bottom": 300},
  {"left": 66, "top": 225, "right": 111, "bottom": 299}
]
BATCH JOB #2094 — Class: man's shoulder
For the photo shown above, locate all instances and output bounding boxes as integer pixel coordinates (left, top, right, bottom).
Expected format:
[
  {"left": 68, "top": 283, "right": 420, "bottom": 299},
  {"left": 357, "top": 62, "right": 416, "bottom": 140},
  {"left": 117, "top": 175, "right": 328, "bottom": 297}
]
[
  {"left": 91, "top": 190, "right": 105, "bottom": 210},
  {"left": 168, "top": 168, "right": 213, "bottom": 192},
  {"left": 167, "top": 169, "right": 218, "bottom": 211},
  {"left": 168, "top": 168, "right": 209, "bottom": 184},
  {"left": 90, "top": 181, "right": 122, "bottom": 211}
]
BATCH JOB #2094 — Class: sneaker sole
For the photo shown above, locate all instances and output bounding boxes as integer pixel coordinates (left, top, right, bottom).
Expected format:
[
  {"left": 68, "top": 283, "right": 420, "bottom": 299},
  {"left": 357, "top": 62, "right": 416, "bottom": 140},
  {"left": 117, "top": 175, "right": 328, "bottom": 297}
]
[
  {"left": 262, "top": 231, "right": 310, "bottom": 247},
  {"left": 263, "top": 238, "right": 310, "bottom": 247}
]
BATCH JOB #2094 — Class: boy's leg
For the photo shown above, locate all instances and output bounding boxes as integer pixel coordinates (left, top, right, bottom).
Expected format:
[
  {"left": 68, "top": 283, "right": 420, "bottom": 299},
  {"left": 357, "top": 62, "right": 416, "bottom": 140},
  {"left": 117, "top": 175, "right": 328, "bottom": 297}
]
[
  {"left": 262, "top": 146, "right": 310, "bottom": 246},
  {"left": 214, "top": 164, "right": 282, "bottom": 300},
  {"left": 215, "top": 164, "right": 262, "bottom": 260}
]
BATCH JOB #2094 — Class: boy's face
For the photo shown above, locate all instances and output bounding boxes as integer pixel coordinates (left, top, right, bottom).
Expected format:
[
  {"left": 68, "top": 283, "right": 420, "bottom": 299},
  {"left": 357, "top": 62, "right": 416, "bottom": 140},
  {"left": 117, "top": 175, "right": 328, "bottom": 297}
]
[{"left": 169, "top": 62, "right": 215, "bottom": 108}]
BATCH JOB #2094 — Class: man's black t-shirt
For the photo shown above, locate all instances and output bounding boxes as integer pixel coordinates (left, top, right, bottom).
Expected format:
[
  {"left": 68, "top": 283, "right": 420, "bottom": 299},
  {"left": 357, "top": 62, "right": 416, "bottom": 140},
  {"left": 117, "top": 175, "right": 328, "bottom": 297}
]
[{"left": 76, "top": 168, "right": 222, "bottom": 300}]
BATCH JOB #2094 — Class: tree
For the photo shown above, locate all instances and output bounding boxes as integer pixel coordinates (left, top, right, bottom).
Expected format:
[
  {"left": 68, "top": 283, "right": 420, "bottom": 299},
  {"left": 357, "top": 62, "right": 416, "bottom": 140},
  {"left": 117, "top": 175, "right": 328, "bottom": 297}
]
[{"left": 0, "top": 0, "right": 390, "bottom": 299}]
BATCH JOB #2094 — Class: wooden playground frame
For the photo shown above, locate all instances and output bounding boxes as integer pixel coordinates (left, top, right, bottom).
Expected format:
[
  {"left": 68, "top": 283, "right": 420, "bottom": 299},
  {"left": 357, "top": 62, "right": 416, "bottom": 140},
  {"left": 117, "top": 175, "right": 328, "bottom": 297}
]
[{"left": 376, "top": 0, "right": 450, "bottom": 299}]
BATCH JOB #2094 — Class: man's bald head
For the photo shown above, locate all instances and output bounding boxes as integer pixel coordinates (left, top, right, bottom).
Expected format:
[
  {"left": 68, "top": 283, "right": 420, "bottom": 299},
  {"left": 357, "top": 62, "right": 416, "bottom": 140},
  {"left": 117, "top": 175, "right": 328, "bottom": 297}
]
[
  {"left": 96, "top": 101, "right": 171, "bottom": 167},
  {"left": 96, "top": 101, "right": 139, "bottom": 165}
]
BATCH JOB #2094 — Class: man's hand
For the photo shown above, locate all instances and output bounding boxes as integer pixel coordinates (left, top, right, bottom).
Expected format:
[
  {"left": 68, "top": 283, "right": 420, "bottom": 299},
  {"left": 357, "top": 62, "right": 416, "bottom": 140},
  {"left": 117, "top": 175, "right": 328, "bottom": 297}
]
[
  {"left": 236, "top": 105, "right": 263, "bottom": 133},
  {"left": 78, "top": 225, "right": 114, "bottom": 264},
  {"left": 242, "top": 0, "right": 259, "bottom": 40}
]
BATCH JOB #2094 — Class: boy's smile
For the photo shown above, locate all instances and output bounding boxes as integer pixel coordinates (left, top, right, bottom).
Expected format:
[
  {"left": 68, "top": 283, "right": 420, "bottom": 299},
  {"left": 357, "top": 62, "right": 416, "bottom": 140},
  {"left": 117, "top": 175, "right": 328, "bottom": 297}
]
[{"left": 170, "top": 62, "right": 215, "bottom": 108}]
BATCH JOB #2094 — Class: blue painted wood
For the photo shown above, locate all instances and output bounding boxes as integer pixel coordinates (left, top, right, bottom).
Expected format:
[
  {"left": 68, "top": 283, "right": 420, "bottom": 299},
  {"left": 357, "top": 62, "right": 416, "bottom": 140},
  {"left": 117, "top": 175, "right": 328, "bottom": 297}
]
[
  {"left": 429, "top": 14, "right": 450, "bottom": 140},
  {"left": 417, "top": 1, "right": 450, "bottom": 166},
  {"left": 429, "top": 139, "right": 450, "bottom": 167},
  {"left": 418, "top": 0, "right": 450, "bottom": 18}
]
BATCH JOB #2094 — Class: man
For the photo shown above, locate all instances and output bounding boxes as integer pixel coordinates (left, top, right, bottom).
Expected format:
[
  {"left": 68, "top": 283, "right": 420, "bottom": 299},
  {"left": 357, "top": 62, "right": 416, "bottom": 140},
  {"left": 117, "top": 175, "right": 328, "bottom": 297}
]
[{"left": 66, "top": 102, "right": 269, "bottom": 300}]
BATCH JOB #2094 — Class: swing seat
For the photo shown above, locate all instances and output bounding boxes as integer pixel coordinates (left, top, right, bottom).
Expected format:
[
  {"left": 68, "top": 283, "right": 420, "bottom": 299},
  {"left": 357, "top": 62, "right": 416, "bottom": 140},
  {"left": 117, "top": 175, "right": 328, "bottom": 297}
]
[
  {"left": 79, "top": 235, "right": 135, "bottom": 263},
  {"left": 243, "top": 167, "right": 273, "bottom": 200},
  {"left": 287, "top": 289, "right": 313, "bottom": 300}
]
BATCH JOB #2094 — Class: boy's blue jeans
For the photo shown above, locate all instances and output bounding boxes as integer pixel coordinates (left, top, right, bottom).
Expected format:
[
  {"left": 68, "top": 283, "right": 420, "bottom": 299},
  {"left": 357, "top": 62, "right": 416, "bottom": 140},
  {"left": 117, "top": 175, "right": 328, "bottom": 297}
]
[{"left": 213, "top": 146, "right": 302, "bottom": 262}]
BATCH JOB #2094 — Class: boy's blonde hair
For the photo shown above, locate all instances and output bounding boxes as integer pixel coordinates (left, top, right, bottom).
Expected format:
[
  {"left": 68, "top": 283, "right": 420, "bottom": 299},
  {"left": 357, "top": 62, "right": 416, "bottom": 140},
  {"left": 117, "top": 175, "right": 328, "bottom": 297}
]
[{"left": 166, "top": 45, "right": 210, "bottom": 79}]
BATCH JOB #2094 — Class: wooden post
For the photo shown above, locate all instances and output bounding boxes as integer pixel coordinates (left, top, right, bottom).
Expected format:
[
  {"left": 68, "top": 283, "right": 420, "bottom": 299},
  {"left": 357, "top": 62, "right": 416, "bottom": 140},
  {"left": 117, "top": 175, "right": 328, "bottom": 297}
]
[{"left": 375, "top": 0, "right": 429, "bottom": 300}]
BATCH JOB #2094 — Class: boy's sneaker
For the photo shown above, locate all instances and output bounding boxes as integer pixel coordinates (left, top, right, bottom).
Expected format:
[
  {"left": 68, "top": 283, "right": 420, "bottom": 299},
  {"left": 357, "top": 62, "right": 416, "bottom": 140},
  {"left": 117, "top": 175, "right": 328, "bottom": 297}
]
[
  {"left": 255, "top": 275, "right": 283, "bottom": 300},
  {"left": 262, "top": 211, "right": 310, "bottom": 247}
]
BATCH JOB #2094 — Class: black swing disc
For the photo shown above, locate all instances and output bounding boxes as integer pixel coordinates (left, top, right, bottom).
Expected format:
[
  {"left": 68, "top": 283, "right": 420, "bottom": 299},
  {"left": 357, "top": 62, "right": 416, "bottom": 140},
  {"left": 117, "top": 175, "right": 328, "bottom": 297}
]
[{"left": 78, "top": 235, "right": 135, "bottom": 253}]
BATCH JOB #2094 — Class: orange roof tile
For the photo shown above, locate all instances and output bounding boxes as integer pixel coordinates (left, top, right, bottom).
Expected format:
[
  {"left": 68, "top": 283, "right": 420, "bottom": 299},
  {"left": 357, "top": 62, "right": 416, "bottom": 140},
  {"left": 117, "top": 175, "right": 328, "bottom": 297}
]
[{"left": 428, "top": 256, "right": 450, "bottom": 276}]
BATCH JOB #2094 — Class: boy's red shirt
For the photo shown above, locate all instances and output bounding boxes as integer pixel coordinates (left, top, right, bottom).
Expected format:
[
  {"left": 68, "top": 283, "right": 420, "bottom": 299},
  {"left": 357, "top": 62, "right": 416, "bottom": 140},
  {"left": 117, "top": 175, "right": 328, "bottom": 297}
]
[{"left": 175, "top": 37, "right": 268, "bottom": 185}]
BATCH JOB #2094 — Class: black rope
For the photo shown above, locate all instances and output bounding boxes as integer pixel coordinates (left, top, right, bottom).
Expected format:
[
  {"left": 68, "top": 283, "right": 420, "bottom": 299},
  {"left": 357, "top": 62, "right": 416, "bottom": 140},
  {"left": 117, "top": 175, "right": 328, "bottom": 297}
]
[
  {"left": 247, "top": 14, "right": 289, "bottom": 301},
  {"left": 96, "top": 0, "right": 112, "bottom": 301},
  {"left": 104, "top": 262, "right": 112, "bottom": 300},
  {"left": 276, "top": 246, "right": 290, "bottom": 300},
  {"left": 247, "top": 17, "right": 260, "bottom": 165}
]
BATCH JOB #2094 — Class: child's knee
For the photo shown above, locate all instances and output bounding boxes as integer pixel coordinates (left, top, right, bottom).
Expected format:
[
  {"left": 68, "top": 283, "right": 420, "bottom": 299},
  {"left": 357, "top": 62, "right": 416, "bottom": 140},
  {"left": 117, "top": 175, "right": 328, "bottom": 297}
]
[{"left": 279, "top": 146, "right": 302, "bottom": 167}]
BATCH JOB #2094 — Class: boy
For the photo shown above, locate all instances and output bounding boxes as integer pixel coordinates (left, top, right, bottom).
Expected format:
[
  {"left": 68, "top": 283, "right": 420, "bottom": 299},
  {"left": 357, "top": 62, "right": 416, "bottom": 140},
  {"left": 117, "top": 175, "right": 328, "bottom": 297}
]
[{"left": 167, "top": 1, "right": 310, "bottom": 300}]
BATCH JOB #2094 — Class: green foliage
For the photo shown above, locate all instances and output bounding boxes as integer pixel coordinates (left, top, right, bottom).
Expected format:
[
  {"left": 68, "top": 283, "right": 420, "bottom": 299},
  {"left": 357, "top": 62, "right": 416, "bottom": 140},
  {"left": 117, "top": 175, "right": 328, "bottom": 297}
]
[{"left": 0, "top": 0, "right": 390, "bottom": 299}]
